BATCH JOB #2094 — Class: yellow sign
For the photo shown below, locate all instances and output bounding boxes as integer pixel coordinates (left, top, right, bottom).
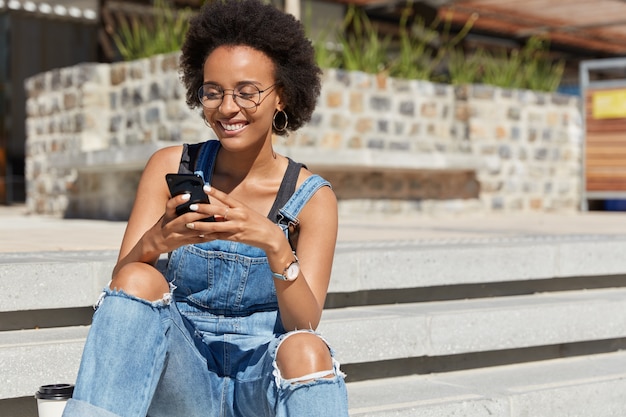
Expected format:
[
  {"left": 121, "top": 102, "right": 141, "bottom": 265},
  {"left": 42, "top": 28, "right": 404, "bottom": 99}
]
[{"left": 592, "top": 89, "right": 626, "bottom": 119}]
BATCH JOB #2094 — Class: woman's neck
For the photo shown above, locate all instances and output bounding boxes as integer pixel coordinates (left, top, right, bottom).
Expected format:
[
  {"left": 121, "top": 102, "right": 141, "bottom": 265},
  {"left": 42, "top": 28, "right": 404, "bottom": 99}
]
[{"left": 213, "top": 140, "right": 284, "bottom": 192}]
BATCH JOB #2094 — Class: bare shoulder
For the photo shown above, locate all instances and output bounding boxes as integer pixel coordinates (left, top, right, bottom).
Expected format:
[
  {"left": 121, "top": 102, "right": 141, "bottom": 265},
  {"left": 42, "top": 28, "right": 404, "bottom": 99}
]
[
  {"left": 134, "top": 145, "right": 185, "bottom": 199},
  {"left": 145, "top": 145, "right": 185, "bottom": 171},
  {"left": 296, "top": 167, "right": 338, "bottom": 227}
]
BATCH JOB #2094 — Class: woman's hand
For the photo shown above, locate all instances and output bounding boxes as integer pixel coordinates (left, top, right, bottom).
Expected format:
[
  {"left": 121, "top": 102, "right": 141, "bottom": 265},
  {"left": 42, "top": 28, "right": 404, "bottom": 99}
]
[
  {"left": 182, "top": 184, "right": 287, "bottom": 255},
  {"left": 149, "top": 191, "right": 221, "bottom": 253}
]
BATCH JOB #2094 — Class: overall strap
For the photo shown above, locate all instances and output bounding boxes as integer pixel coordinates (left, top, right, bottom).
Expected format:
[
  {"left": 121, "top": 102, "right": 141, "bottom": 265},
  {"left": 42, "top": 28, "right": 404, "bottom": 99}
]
[
  {"left": 177, "top": 144, "right": 199, "bottom": 174},
  {"left": 278, "top": 175, "right": 331, "bottom": 227},
  {"left": 177, "top": 140, "right": 221, "bottom": 183},
  {"left": 193, "top": 140, "right": 221, "bottom": 183},
  {"left": 268, "top": 158, "right": 303, "bottom": 222}
]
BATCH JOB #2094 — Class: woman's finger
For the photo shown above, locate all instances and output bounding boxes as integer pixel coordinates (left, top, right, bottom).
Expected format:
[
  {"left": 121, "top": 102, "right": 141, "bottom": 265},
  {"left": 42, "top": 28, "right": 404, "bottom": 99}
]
[
  {"left": 200, "top": 184, "right": 244, "bottom": 222},
  {"left": 162, "top": 193, "right": 192, "bottom": 223},
  {"left": 166, "top": 193, "right": 191, "bottom": 211},
  {"left": 203, "top": 184, "right": 240, "bottom": 209}
]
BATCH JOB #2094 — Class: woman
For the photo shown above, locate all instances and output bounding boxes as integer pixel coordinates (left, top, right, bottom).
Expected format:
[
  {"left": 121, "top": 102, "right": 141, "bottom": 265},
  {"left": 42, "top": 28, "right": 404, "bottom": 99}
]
[{"left": 62, "top": 1, "right": 349, "bottom": 416}]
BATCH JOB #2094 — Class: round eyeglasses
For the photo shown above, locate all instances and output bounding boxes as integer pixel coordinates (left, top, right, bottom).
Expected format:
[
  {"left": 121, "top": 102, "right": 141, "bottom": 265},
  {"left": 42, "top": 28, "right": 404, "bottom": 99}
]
[{"left": 198, "top": 83, "right": 277, "bottom": 109}]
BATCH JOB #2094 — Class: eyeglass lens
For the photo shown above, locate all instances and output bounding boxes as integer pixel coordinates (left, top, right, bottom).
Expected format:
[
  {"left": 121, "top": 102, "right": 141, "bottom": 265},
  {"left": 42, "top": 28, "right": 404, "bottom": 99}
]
[{"left": 198, "top": 83, "right": 263, "bottom": 109}]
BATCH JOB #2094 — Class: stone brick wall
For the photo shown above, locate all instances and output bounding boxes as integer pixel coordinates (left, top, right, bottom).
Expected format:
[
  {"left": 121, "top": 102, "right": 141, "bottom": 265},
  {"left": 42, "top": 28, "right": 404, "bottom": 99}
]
[
  {"left": 25, "top": 53, "right": 210, "bottom": 218},
  {"left": 459, "top": 85, "right": 582, "bottom": 212},
  {"left": 24, "top": 52, "right": 582, "bottom": 219}
]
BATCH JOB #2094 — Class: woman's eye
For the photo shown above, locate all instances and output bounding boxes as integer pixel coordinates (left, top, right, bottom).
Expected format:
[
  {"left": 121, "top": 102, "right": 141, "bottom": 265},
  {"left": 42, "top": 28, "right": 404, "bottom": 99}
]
[
  {"left": 204, "top": 91, "right": 222, "bottom": 99},
  {"left": 237, "top": 86, "right": 258, "bottom": 99},
  {"left": 202, "top": 85, "right": 222, "bottom": 98}
]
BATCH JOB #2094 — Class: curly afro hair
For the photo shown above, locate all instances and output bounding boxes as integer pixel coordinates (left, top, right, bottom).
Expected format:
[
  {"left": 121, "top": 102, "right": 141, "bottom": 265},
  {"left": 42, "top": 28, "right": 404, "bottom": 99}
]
[{"left": 180, "top": 0, "right": 322, "bottom": 135}]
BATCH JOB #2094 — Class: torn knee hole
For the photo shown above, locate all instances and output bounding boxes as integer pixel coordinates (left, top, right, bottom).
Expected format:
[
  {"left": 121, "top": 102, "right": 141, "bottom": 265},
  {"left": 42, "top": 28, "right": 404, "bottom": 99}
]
[
  {"left": 96, "top": 282, "right": 175, "bottom": 309},
  {"left": 110, "top": 262, "right": 171, "bottom": 302},
  {"left": 283, "top": 369, "right": 336, "bottom": 385},
  {"left": 273, "top": 330, "right": 347, "bottom": 388}
]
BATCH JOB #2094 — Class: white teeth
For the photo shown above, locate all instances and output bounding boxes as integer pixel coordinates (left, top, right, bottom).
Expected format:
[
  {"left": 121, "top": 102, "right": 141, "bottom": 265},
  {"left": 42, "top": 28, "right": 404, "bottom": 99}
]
[{"left": 220, "top": 122, "right": 245, "bottom": 131}]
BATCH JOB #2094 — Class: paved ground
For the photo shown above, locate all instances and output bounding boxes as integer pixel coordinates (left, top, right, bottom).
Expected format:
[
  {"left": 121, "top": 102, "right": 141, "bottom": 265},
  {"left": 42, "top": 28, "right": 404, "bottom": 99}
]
[{"left": 2, "top": 204, "right": 626, "bottom": 253}]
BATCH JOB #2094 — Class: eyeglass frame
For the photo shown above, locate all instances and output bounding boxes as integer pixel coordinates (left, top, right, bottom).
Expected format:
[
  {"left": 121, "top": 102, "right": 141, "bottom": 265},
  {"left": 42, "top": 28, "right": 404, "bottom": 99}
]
[{"left": 197, "top": 82, "right": 278, "bottom": 109}]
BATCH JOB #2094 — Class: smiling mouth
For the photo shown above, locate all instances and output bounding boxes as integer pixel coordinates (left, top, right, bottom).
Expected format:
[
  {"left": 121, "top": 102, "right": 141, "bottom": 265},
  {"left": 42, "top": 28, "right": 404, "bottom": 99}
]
[{"left": 220, "top": 122, "right": 247, "bottom": 131}]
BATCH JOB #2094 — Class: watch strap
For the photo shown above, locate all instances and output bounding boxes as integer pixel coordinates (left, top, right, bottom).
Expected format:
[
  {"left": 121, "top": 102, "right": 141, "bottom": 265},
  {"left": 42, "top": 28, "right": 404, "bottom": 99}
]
[
  {"left": 272, "top": 271, "right": 289, "bottom": 281},
  {"left": 271, "top": 254, "right": 299, "bottom": 281}
]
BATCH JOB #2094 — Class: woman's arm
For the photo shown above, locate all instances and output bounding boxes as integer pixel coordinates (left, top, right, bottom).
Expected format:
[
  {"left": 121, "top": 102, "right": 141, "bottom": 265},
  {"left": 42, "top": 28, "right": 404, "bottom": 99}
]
[
  {"left": 271, "top": 184, "right": 338, "bottom": 330},
  {"left": 112, "top": 145, "right": 204, "bottom": 277}
]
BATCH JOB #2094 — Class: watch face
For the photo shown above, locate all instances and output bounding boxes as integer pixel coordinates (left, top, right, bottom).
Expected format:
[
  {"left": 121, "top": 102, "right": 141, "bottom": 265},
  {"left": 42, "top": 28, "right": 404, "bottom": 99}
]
[{"left": 286, "top": 262, "right": 300, "bottom": 281}]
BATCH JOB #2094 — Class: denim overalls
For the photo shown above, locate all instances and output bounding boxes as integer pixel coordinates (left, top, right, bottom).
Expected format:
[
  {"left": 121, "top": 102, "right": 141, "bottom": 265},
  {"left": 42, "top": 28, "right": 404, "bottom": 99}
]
[{"left": 62, "top": 141, "right": 349, "bottom": 417}]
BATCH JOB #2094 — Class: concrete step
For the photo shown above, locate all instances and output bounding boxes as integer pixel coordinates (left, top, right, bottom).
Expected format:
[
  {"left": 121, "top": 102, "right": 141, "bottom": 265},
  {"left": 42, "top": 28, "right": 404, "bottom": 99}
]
[
  {"left": 2, "top": 235, "right": 626, "bottom": 409},
  {"left": 0, "top": 251, "right": 117, "bottom": 312},
  {"left": 347, "top": 350, "right": 626, "bottom": 416},
  {"left": 3, "top": 287, "right": 626, "bottom": 400},
  {"left": 320, "top": 287, "right": 626, "bottom": 363},
  {"left": 331, "top": 235, "right": 626, "bottom": 292},
  {"left": 3, "top": 234, "right": 626, "bottom": 311},
  {"left": 0, "top": 326, "right": 89, "bottom": 400},
  {"left": 5, "top": 328, "right": 626, "bottom": 416}
]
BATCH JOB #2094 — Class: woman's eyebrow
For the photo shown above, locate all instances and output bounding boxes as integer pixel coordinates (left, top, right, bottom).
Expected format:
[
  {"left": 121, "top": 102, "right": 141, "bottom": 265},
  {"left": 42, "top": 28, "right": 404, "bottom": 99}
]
[{"left": 202, "top": 80, "right": 264, "bottom": 87}]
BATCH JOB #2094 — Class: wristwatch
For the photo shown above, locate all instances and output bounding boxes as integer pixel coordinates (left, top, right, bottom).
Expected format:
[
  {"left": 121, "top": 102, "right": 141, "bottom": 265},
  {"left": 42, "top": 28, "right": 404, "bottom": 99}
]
[{"left": 272, "top": 254, "right": 300, "bottom": 281}]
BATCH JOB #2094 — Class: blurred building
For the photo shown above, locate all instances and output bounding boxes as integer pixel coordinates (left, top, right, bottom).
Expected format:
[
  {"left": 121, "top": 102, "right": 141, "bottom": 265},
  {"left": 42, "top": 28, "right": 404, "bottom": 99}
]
[
  {"left": 2, "top": 0, "right": 626, "bottom": 205},
  {"left": 0, "top": 0, "right": 98, "bottom": 204}
]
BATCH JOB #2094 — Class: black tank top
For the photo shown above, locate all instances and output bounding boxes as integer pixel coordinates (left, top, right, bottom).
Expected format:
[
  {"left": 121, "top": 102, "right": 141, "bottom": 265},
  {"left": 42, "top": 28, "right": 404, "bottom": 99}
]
[{"left": 178, "top": 141, "right": 304, "bottom": 223}]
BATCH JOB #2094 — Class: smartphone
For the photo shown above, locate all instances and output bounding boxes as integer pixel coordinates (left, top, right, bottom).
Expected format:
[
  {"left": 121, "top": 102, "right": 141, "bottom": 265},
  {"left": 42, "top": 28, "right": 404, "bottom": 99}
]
[{"left": 165, "top": 173, "right": 215, "bottom": 221}]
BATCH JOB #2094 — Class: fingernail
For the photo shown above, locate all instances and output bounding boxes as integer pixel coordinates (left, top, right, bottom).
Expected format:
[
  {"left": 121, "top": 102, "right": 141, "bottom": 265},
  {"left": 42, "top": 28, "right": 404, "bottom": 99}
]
[
  {"left": 186, "top": 223, "right": 195, "bottom": 229},
  {"left": 189, "top": 204, "right": 198, "bottom": 211},
  {"left": 203, "top": 184, "right": 211, "bottom": 192},
  {"left": 181, "top": 193, "right": 191, "bottom": 201}
]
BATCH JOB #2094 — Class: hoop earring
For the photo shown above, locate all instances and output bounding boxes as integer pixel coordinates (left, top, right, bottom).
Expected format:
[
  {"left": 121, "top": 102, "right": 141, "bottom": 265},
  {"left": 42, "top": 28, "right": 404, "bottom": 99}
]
[
  {"left": 272, "top": 110, "right": 288, "bottom": 132},
  {"left": 203, "top": 117, "right": 212, "bottom": 128}
]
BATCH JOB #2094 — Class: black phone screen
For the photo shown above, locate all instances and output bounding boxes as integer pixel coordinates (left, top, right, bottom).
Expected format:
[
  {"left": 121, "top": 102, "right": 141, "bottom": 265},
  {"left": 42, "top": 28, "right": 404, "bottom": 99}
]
[{"left": 165, "top": 173, "right": 214, "bottom": 221}]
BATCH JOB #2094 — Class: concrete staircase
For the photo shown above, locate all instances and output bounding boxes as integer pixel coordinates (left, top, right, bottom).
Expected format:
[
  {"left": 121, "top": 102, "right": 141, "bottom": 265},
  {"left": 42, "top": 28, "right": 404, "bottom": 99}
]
[{"left": 2, "top": 235, "right": 626, "bottom": 416}]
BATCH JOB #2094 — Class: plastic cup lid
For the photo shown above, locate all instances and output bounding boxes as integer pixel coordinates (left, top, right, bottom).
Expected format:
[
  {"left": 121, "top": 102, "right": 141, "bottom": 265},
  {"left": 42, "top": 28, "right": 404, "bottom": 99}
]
[{"left": 35, "top": 384, "right": 75, "bottom": 400}]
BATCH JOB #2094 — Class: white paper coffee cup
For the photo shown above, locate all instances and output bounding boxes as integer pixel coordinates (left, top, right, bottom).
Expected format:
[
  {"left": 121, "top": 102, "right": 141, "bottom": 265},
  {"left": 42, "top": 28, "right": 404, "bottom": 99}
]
[{"left": 35, "top": 384, "right": 74, "bottom": 417}]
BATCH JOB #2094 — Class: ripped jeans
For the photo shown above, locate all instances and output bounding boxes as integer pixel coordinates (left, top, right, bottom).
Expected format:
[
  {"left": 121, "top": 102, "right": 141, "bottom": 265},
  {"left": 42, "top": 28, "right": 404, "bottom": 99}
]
[{"left": 61, "top": 287, "right": 348, "bottom": 417}]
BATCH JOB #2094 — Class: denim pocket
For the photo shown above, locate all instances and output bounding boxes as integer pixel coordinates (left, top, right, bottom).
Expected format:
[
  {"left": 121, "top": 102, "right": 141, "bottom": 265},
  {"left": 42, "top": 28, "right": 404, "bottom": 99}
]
[{"left": 167, "top": 242, "right": 278, "bottom": 315}]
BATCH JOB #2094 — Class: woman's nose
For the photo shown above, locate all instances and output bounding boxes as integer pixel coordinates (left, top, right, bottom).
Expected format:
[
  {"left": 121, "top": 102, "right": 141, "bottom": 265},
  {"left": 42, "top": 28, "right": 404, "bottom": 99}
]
[{"left": 219, "top": 92, "right": 240, "bottom": 113}]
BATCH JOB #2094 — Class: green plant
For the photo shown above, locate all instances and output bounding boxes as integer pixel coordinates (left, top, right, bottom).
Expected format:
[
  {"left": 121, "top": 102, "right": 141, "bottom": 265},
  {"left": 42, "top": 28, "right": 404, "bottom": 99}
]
[
  {"left": 313, "top": 38, "right": 342, "bottom": 70},
  {"left": 388, "top": 12, "right": 439, "bottom": 80},
  {"left": 305, "top": 2, "right": 342, "bottom": 69},
  {"left": 519, "top": 36, "right": 565, "bottom": 91},
  {"left": 480, "top": 47, "right": 525, "bottom": 89},
  {"left": 447, "top": 47, "right": 483, "bottom": 85},
  {"left": 476, "top": 36, "right": 564, "bottom": 91},
  {"left": 388, "top": 6, "right": 477, "bottom": 81},
  {"left": 113, "top": 0, "right": 193, "bottom": 61},
  {"left": 311, "top": 3, "right": 564, "bottom": 92},
  {"left": 335, "top": 5, "right": 392, "bottom": 74}
]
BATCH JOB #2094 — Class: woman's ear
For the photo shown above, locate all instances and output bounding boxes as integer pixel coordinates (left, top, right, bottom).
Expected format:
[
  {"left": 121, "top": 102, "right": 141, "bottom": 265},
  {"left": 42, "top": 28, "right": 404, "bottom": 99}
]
[{"left": 275, "top": 85, "right": 285, "bottom": 110}]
